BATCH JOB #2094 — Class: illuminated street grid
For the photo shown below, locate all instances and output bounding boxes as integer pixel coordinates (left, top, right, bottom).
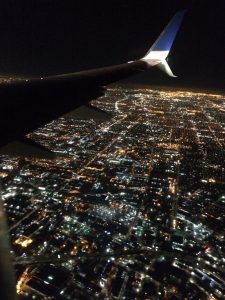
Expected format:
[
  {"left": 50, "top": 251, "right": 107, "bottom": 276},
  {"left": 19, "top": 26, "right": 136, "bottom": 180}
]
[{"left": 1, "top": 87, "right": 225, "bottom": 299}]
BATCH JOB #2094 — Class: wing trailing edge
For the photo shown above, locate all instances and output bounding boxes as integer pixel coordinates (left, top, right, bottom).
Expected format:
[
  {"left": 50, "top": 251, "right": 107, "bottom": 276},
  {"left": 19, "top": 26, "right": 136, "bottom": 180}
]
[
  {"left": 0, "top": 138, "right": 55, "bottom": 159},
  {"left": 64, "top": 105, "right": 111, "bottom": 121}
]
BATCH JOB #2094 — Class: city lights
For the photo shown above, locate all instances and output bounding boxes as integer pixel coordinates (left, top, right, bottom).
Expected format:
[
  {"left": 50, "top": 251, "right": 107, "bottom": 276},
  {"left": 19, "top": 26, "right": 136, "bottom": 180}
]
[{"left": 1, "top": 87, "right": 225, "bottom": 299}]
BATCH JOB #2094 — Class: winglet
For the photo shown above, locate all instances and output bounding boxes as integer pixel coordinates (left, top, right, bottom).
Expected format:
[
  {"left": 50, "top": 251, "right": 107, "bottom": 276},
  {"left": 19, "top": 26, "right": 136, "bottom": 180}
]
[
  {"left": 141, "top": 10, "right": 187, "bottom": 76},
  {"left": 158, "top": 60, "right": 177, "bottom": 77}
]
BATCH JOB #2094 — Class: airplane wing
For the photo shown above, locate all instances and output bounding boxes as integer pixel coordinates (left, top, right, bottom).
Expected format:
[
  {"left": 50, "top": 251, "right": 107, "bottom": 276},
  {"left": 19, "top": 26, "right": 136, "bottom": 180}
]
[{"left": 0, "top": 10, "right": 186, "bottom": 157}]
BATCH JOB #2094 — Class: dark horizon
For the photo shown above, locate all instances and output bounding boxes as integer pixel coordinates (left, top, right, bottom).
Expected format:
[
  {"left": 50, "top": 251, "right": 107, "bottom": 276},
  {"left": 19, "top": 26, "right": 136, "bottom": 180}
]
[
  {"left": 0, "top": 0, "right": 224, "bottom": 91},
  {"left": 116, "top": 81, "right": 225, "bottom": 96}
]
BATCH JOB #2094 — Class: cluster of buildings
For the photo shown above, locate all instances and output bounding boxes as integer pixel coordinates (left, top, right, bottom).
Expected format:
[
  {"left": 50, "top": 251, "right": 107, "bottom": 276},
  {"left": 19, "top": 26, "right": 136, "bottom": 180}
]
[{"left": 0, "top": 87, "right": 225, "bottom": 299}]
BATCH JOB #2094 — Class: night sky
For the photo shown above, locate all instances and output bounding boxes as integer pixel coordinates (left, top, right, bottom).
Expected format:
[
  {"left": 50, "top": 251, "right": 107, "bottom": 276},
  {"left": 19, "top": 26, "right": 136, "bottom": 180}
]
[{"left": 0, "top": 0, "right": 224, "bottom": 92}]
